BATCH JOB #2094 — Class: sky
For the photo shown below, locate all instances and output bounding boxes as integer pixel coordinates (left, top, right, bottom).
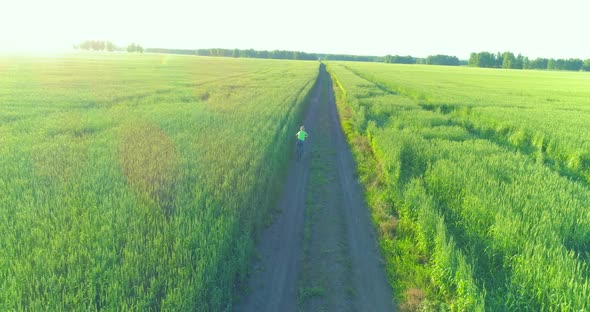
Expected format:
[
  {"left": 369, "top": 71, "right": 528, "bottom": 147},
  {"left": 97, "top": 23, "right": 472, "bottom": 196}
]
[{"left": 1, "top": 0, "right": 589, "bottom": 60}]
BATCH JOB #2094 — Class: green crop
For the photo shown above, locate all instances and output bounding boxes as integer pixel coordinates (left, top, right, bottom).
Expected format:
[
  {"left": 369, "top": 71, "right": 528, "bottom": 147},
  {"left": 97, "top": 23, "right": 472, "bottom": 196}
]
[
  {"left": 327, "top": 62, "right": 590, "bottom": 310},
  {"left": 0, "top": 54, "right": 318, "bottom": 310}
]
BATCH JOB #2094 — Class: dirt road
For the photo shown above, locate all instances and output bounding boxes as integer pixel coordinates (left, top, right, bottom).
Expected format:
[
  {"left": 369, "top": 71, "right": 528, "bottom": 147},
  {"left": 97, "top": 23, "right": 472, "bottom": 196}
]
[{"left": 235, "top": 65, "right": 394, "bottom": 311}]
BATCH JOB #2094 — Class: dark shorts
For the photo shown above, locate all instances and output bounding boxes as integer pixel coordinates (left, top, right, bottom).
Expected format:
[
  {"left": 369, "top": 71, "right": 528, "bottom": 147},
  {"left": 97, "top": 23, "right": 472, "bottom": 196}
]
[{"left": 296, "top": 140, "right": 304, "bottom": 147}]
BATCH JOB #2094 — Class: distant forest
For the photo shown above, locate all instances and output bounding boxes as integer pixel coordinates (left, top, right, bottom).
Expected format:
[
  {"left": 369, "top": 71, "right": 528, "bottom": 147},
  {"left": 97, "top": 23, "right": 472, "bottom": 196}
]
[
  {"left": 77, "top": 43, "right": 589, "bottom": 72},
  {"left": 145, "top": 48, "right": 474, "bottom": 67},
  {"left": 468, "top": 51, "right": 590, "bottom": 71},
  {"left": 146, "top": 48, "right": 590, "bottom": 72},
  {"left": 74, "top": 40, "right": 144, "bottom": 53},
  {"left": 145, "top": 48, "right": 385, "bottom": 62}
]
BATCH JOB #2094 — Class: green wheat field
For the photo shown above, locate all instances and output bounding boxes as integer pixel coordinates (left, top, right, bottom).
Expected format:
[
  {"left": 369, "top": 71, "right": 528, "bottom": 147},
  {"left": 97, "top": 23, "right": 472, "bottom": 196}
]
[
  {"left": 327, "top": 62, "right": 590, "bottom": 310},
  {"left": 0, "top": 54, "right": 317, "bottom": 310},
  {"left": 2, "top": 53, "right": 590, "bottom": 310}
]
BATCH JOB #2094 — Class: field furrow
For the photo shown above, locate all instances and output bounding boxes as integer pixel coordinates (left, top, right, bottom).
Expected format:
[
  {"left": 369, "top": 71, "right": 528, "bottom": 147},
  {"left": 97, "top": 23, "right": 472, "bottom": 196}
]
[{"left": 345, "top": 65, "right": 590, "bottom": 191}]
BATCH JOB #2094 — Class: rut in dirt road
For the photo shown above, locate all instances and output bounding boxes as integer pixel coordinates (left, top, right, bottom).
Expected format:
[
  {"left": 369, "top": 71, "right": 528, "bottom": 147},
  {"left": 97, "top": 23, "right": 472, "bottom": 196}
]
[{"left": 235, "top": 65, "right": 394, "bottom": 312}]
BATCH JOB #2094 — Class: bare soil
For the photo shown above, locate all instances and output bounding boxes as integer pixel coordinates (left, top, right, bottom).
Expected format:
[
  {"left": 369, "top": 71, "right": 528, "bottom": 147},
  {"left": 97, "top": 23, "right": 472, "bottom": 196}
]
[{"left": 235, "top": 67, "right": 394, "bottom": 311}]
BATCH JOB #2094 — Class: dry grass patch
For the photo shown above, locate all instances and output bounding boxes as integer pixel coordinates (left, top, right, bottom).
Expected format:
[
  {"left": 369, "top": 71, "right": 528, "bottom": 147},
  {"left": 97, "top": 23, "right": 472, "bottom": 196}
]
[
  {"left": 119, "top": 122, "right": 178, "bottom": 216},
  {"left": 400, "top": 288, "right": 426, "bottom": 312}
]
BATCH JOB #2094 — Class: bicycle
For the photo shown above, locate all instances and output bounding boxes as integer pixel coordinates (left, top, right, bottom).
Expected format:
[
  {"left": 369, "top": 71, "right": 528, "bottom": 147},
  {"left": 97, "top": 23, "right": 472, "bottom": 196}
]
[
  {"left": 295, "top": 126, "right": 309, "bottom": 162},
  {"left": 295, "top": 140, "right": 304, "bottom": 161}
]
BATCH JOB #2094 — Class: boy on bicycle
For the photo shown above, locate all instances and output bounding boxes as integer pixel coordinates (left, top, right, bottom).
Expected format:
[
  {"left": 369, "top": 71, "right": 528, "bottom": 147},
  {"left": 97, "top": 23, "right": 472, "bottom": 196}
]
[{"left": 296, "top": 126, "right": 309, "bottom": 158}]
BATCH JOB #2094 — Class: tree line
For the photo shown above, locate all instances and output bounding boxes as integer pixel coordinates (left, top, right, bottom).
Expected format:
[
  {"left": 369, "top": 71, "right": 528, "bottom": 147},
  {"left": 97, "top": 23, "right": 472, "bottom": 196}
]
[
  {"left": 74, "top": 40, "right": 117, "bottom": 51},
  {"left": 148, "top": 48, "right": 471, "bottom": 67},
  {"left": 203, "top": 48, "right": 391, "bottom": 62},
  {"left": 91, "top": 43, "right": 590, "bottom": 72},
  {"left": 384, "top": 54, "right": 465, "bottom": 66},
  {"left": 144, "top": 48, "right": 384, "bottom": 62},
  {"left": 126, "top": 43, "right": 144, "bottom": 53},
  {"left": 74, "top": 40, "right": 144, "bottom": 53},
  {"left": 469, "top": 51, "right": 590, "bottom": 71},
  {"left": 194, "top": 48, "right": 385, "bottom": 62},
  {"left": 189, "top": 49, "right": 464, "bottom": 66}
]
